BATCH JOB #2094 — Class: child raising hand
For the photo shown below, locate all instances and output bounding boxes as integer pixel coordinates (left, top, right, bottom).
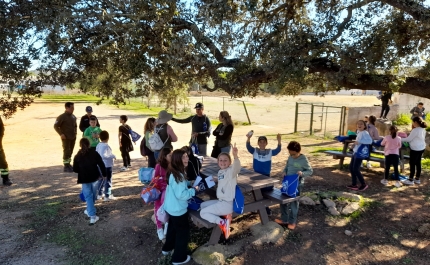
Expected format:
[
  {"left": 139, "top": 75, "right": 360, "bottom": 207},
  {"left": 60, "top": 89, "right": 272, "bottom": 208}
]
[{"left": 200, "top": 143, "right": 241, "bottom": 239}]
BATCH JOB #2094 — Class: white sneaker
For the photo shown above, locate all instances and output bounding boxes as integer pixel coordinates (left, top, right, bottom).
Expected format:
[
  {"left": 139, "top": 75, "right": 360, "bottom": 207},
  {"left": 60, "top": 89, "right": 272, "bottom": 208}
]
[
  {"left": 162, "top": 250, "right": 172, "bottom": 256},
  {"left": 414, "top": 179, "right": 421, "bottom": 184},
  {"left": 90, "top": 216, "right": 99, "bottom": 225},
  {"left": 104, "top": 195, "right": 117, "bottom": 201},
  {"left": 84, "top": 210, "right": 90, "bottom": 217},
  {"left": 97, "top": 194, "right": 103, "bottom": 200},
  {"left": 395, "top": 181, "right": 402, "bottom": 188},
  {"left": 380, "top": 179, "right": 388, "bottom": 186},
  {"left": 157, "top": 228, "right": 165, "bottom": 240},
  {"left": 164, "top": 222, "right": 169, "bottom": 236},
  {"left": 120, "top": 167, "right": 127, "bottom": 172},
  {"left": 367, "top": 163, "right": 372, "bottom": 169},
  {"left": 402, "top": 180, "right": 414, "bottom": 185},
  {"left": 172, "top": 255, "right": 191, "bottom": 265}
]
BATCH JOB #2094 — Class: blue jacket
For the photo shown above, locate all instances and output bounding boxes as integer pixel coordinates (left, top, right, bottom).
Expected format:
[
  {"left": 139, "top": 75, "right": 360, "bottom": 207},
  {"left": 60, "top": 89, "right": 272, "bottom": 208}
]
[
  {"left": 246, "top": 142, "right": 281, "bottom": 176},
  {"left": 163, "top": 173, "right": 195, "bottom": 216}
]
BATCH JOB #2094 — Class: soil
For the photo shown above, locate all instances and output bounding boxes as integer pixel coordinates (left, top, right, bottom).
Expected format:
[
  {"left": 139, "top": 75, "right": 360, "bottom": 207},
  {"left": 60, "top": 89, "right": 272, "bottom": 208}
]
[{"left": 1, "top": 97, "right": 429, "bottom": 265}]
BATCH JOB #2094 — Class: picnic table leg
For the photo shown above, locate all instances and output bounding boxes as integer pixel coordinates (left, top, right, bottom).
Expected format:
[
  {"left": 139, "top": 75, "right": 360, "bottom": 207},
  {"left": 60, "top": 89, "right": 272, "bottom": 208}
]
[
  {"left": 252, "top": 189, "right": 270, "bottom": 225},
  {"left": 207, "top": 226, "right": 222, "bottom": 245}
]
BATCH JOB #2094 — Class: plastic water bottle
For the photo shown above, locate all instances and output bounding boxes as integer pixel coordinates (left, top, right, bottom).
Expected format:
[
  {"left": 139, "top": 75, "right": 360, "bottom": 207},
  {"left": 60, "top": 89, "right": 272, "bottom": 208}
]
[
  {"left": 247, "top": 130, "right": 254, "bottom": 137},
  {"left": 203, "top": 122, "right": 207, "bottom": 132}
]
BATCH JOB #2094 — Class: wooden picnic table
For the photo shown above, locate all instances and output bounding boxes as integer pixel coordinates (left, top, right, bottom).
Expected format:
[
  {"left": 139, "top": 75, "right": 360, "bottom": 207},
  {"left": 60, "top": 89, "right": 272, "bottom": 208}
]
[{"left": 189, "top": 157, "right": 299, "bottom": 245}]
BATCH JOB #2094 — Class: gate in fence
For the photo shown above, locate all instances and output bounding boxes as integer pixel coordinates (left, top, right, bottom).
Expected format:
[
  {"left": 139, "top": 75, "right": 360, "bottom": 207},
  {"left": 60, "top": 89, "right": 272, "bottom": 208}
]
[{"left": 294, "top": 102, "right": 346, "bottom": 137}]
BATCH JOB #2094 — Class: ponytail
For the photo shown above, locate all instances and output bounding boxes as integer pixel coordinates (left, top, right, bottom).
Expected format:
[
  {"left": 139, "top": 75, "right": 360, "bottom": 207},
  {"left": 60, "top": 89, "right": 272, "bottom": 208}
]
[
  {"left": 412, "top": 117, "right": 428, "bottom": 128},
  {"left": 389, "top": 125, "right": 398, "bottom": 139}
]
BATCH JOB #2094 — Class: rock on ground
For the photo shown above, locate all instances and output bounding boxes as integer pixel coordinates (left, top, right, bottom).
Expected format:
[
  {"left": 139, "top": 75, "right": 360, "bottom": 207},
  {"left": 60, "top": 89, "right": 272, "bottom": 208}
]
[
  {"left": 345, "top": 230, "right": 352, "bottom": 236},
  {"left": 323, "top": 199, "right": 336, "bottom": 208},
  {"left": 328, "top": 206, "right": 340, "bottom": 216},
  {"left": 299, "top": 196, "right": 316, "bottom": 205},
  {"left": 341, "top": 202, "right": 360, "bottom": 215},
  {"left": 336, "top": 192, "right": 362, "bottom": 201},
  {"left": 192, "top": 242, "right": 242, "bottom": 265},
  {"left": 249, "top": 221, "right": 285, "bottom": 246},
  {"left": 418, "top": 223, "right": 430, "bottom": 236}
]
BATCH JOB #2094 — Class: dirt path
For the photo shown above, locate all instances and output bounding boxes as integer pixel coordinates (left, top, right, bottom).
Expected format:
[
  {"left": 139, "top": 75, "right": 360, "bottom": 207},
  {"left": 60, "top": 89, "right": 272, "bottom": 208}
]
[{"left": 1, "top": 98, "right": 429, "bottom": 265}]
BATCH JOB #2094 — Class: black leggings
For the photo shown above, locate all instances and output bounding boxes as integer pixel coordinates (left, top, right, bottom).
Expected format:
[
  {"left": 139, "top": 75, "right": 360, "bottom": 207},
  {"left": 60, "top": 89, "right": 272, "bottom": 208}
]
[
  {"left": 121, "top": 150, "right": 131, "bottom": 167},
  {"left": 409, "top": 149, "right": 425, "bottom": 180}
]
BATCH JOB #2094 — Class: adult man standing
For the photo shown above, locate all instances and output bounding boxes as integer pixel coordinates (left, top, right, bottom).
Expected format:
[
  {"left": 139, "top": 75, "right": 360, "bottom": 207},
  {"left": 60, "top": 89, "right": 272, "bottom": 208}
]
[
  {"left": 379, "top": 91, "right": 393, "bottom": 120},
  {"left": 171, "top": 103, "right": 211, "bottom": 156},
  {"left": 54, "top": 102, "right": 77, "bottom": 172},
  {"left": 79, "top": 106, "right": 100, "bottom": 133}
]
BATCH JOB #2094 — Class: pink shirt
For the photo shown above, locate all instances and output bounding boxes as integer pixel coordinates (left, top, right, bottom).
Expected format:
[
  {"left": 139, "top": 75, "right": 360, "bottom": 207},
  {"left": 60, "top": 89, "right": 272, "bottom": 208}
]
[{"left": 381, "top": 135, "right": 401, "bottom": 156}]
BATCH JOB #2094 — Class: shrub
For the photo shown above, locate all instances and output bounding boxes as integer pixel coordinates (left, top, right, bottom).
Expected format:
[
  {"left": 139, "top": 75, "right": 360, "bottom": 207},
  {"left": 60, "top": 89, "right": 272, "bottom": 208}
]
[{"left": 394, "top": 113, "right": 411, "bottom": 126}]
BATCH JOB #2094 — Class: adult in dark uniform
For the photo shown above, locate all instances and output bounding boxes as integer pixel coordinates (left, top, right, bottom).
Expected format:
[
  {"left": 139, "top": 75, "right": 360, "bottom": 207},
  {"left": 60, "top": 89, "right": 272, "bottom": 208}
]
[
  {"left": 380, "top": 91, "right": 393, "bottom": 120},
  {"left": 0, "top": 117, "right": 12, "bottom": 185},
  {"left": 79, "top": 106, "right": 100, "bottom": 133},
  {"left": 54, "top": 102, "right": 77, "bottom": 172}
]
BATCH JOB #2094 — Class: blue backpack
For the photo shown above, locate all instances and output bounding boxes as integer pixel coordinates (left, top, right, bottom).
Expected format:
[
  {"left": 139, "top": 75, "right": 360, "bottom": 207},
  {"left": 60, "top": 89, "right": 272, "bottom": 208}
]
[
  {"left": 233, "top": 185, "right": 244, "bottom": 214},
  {"left": 138, "top": 167, "right": 154, "bottom": 184},
  {"left": 280, "top": 174, "right": 300, "bottom": 198}
]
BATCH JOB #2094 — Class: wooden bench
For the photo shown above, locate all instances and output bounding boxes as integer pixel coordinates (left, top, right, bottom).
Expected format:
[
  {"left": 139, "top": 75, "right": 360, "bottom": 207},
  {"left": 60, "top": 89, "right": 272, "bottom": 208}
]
[
  {"left": 262, "top": 188, "right": 301, "bottom": 204},
  {"left": 324, "top": 150, "right": 385, "bottom": 167},
  {"left": 188, "top": 210, "right": 223, "bottom": 246}
]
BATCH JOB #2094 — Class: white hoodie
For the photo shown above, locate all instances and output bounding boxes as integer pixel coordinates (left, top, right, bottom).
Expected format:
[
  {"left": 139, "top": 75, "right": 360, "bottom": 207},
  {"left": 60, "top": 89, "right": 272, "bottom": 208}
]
[
  {"left": 401, "top": 127, "right": 427, "bottom": 151},
  {"left": 216, "top": 158, "right": 241, "bottom": 202},
  {"left": 96, "top": 142, "right": 116, "bottom": 167}
]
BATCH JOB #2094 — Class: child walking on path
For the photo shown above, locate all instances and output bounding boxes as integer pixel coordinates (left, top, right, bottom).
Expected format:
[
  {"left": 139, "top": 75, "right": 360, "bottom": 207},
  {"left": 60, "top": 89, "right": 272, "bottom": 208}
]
[
  {"left": 347, "top": 120, "right": 372, "bottom": 191},
  {"left": 200, "top": 143, "right": 241, "bottom": 239},
  {"left": 154, "top": 148, "right": 172, "bottom": 240},
  {"left": 274, "top": 141, "right": 312, "bottom": 230},
  {"left": 83, "top": 116, "right": 102, "bottom": 150},
  {"left": 246, "top": 133, "right": 281, "bottom": 215},
  {"left": 401, "top": 117, "right": 428, "bottom": 185},
  {"left": 96, "top": 131, "right": 116, "bottom": 201},
  {"left": 381, "top": 126, "right": 402, "bottom": 187},
  {"left": 73, "top": 138, "right": 107, "bottom": 225},
  {"left": 162, "top": 149, "right": 199, "bottom": 265},
  {"left": 118, "top": 115, "right": 134, "bottom": 171}
]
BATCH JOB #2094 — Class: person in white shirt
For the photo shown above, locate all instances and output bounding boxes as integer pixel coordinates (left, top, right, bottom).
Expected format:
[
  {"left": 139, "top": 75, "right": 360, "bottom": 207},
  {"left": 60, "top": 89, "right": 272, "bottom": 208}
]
[
  {"left": 401, "top": 117, "right": 428, "bottom": 185},
  {"left": 96, "top": 131, "right": 117, "bottom": 200}
]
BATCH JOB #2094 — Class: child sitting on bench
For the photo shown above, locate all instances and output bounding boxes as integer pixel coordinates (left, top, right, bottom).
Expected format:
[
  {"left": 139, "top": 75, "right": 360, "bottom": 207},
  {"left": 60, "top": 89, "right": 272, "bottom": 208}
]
[{"left": 200, "top": 143, "right": 241, "bottom": 239}]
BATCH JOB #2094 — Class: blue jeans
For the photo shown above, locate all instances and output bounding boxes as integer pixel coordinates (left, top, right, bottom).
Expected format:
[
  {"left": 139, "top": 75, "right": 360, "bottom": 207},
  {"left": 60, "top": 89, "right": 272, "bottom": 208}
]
[
  {"left": 350, "top": 156, "right": 365, "bottom": 186},
  {"left": 82, "top": 181, "right": 98, "bottom": 217},
  {"left": 98, "top": 167, "right": 113, "bottom": 197},
  {"left": 220, "top": 146, "right": 231, "bottom": 153}
]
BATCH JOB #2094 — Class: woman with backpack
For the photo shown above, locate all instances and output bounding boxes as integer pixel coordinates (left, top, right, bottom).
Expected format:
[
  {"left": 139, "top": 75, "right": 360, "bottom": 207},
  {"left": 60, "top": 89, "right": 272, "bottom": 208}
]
[
  {"left": 152, "top": 110, "right": 177, "bottom": 160},
  {"left": 142, "top": 117, "right": 157, "bottom": 168}
]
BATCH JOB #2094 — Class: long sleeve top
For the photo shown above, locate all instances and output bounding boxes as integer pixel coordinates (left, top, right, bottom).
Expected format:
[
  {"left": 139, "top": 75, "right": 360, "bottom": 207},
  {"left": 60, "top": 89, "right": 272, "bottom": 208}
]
[
  {"left": 353, "top": 130, "right": 373, "bottom": 153},
  {"left": 163, "top": 174, "right": 196, "bottom": 216},
  {"left": 73, "top": 149, "right": 107, "bottom": 184},
  {"left": 246, "top": 142, "right": 281, "bottom": 176},
  {"left": 154, "top": 164, "right": 168, "bottom": 192},
  {"left": 367, "top": 124, "right": 381, "bottom": 140},
  {"left": 171, "top": 115, "right": 212, "bottom": 144},
  {"left": 79, "top": 114, "right": 100, "bottom": 133},
  {"left": 216, "top": 158, "right": 241, "bottom": 202},
  {"left": 381, "top": 135, "right": 401, "bottom": 156},
  {"left": 410, "top": 107, "right": 425, "bottom": 119},
  {"left": 401, "top": 127, "right": 427, "bottom": 151},
  {"left": 284, "top": 154, "right": 313, "bottom": 178},
  {"left": 213, "top": 124, "right": 234, "bottom": 148},
  {"left": 54, "top": 112, "right": 77, "bottom": 140},
  {"left": 96, "top": 142, "right": 116, "bottom": 167}
]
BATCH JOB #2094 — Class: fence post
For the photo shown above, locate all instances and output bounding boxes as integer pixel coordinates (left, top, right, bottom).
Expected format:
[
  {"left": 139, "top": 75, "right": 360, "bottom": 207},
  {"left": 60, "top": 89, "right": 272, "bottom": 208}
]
[
  {"left": 294, "top": 102, "right": 299, "bottom": 133},
  {"left": 310, "top": 104, "right": 315, "bottom": 135},
  {"left": 242, "top": 101, "right": 252, "bottom": 125},
  {"left": 324, "top": 106, "right": 328, "bottom": 136}
]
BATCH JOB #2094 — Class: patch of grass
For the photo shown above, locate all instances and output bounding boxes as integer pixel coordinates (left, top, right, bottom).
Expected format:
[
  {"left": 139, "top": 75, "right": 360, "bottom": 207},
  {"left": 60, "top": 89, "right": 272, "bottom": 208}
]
[
  {"left": 311, "top": 147, "right": 343, "bottom": 153},
  {"left": 83, "top": 254, "right": 114, "bottom": 265},
  {"left": 34, "top": 201, "right": 62, "bottom": 221},
  {"left": 41, "top": 94, "right": 101, "bottom": 102},
  {"left": 49, "top": 227, "right": 85, "bottom": 251},
  {"left": 393, "top": 113, "right": 411, "bottom": 126},
  {"left": 391, "top": 231, "right": 401, "bottom": 239},
  {"left": 422, "top": 158, "right": 430, "bottom": 170},
  {"left": 402, "top": 257, "right": 413, "bottom": 264}
]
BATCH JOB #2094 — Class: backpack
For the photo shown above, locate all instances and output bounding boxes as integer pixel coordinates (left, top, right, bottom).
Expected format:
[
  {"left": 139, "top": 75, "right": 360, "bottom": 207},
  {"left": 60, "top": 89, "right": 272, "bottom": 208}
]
[
  {"left": 140, "top": 136, "right": 151, "bottom": 156},
  {"left": 138, "top": 167, "right": 155, "bottom": 184},
  {"left": 148, "top": 125, "right": 169, "bottom": 151}
]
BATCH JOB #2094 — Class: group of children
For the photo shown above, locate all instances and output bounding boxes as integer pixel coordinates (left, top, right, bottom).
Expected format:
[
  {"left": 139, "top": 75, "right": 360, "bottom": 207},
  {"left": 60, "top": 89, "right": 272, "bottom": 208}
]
[{"left": 348, "top": 114, "right": 428, "bottom": 191}]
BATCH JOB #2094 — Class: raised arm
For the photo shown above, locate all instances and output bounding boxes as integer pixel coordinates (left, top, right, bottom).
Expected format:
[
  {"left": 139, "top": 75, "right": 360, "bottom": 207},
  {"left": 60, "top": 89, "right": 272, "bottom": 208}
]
[
  {"left": 231, "top": 143, "right": 241, "bottom": 177},
  {"left": 171, "top": 116, "right": 194, "bottom": 124}
]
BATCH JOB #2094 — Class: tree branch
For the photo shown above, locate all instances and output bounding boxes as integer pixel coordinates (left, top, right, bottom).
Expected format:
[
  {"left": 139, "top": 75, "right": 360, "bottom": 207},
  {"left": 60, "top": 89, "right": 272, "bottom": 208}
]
[{"left": 380, "top": 0, "right": 430, "bottom": 23}]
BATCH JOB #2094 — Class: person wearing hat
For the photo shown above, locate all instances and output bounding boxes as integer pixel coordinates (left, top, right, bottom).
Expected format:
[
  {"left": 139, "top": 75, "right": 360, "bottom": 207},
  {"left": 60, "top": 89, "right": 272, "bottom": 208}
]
[
  {"left": 79, "top": 106, "right": 100, "bottom": 133},
  {"left": 153, "top": 110, "right": 178, "bottom": 159},
  {"left": 171, "top": 103, "right": 211, "bottom": 156},
  {"left": 246, "top": 132, "right": 282, "bottom": 216}
]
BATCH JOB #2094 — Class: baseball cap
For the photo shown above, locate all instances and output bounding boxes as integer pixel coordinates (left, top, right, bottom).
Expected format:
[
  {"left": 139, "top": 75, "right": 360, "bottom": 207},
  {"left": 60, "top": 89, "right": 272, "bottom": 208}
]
[
  {"left": 85, "top": 106, "right": 93, "bottom": 112},
  {"left": 194, "top": 103, "right": 204, "bottom": 109},
  {"left": 258, "top": 136, "right": 267, "bottom": 141}
]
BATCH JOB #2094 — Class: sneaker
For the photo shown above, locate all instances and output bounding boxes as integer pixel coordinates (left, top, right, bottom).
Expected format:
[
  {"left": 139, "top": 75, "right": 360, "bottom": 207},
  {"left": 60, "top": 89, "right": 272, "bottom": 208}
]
[
  {"left": 120, "top": 167, "right": 127, "bottom": 172},
  {"left": 358, "top": 184, "right": 369, "bottom": 191},
  {"left": 346, "top": 185, "right": 359, "bottom": 190},
  {"left": 219, "top": 215, "right": 231, "bottom": 239},
  {"left": 162, "top": 250, "right": 172, "bottom": 256},
  {"left": 104, "top": 195, "right": 117, "bottom": 201},
  {"left": 414, "top": 179, "right": 421, "bottom": 184},
  {"left": 90, "top": 216, "right": 99, "bottom": 225},
  {"left": 380, "top": 179, "right": 388, "bottom": 186},
  {"left": 395, "top": 181, "right": 402, "bottom": 188},
  {"left": 403, "top": 180, "right": 414, "bottom": 185},
  {"left": 266, "top": 207, "right": 272, "bottom": 216},
  {"left": 97, "top": 194, "right": 103, "bottom": 200},
  {"left": 157, "top": 228, "right": 165, "bottom": 240},
  {"left": 163, "top": 222, "right": 168, "bottom": 236},
  {"left": 84, "top": 210, "right": 90, "bottom": 217},
  {"left": 287, "top": 223, "right": 296, "bottom": 230},
  {"left": 172, "top": 255, "right": 191, "bottom": 265},
  {"left": 274, "top": 219, "right": 288, "bottom": 226},
  {"left": 366, "top": 163, "right": 372, "bottom": 169},
  {"left": 127, "top": 165, "right": 132, "bottom": 168}
]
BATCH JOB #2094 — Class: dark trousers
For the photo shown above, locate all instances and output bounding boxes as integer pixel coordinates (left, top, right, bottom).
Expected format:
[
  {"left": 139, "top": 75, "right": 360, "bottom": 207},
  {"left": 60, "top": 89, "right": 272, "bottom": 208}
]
[
  {"left": 62, "top": 138, "right": 76, "bottom": 165},
  {"left": 350, "top": 156, "right": 365, "bottom": 186},
  {"left": 409, "top": 149, "right": 425, "bottom": 180},
  {"left": 162, "top": 212, "right": 190, "bottom": 263},
  {"left": 384, "top": 154, "right": 399, "bottom": 180},
  {"left": 380, "top": 104, "right": 390, "bottom": 118},
  {"left": 121, "top": 150, "right": 130, "bottom": 167},
  {"left": 147, "top": 150, "right": 156, "bottom": 168}
]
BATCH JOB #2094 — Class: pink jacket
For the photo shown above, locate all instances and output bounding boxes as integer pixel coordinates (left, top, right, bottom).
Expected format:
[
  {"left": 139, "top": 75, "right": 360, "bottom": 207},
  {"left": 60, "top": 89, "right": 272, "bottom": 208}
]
[
  {"left": 154, "top": 164, "right": 168, "bottom": 192},
  {"left": 381, "top": 135, "right": 401, "bottom": 156}
]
